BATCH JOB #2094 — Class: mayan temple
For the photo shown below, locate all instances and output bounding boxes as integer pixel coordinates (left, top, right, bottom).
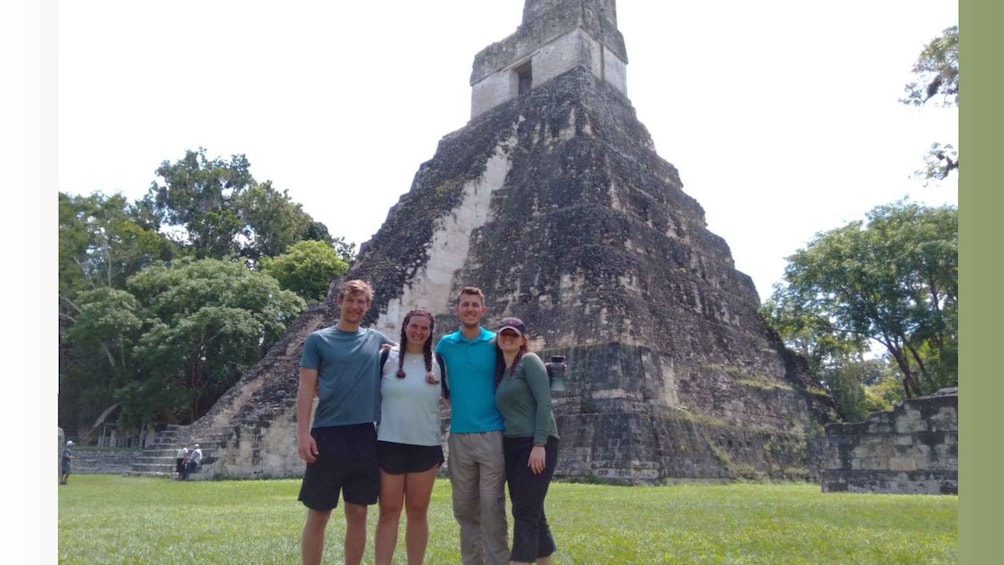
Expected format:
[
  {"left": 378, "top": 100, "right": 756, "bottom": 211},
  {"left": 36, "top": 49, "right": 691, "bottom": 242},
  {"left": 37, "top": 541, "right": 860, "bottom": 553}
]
[{"left": 175, "top": 0, "right": 837, "bottom": 483}]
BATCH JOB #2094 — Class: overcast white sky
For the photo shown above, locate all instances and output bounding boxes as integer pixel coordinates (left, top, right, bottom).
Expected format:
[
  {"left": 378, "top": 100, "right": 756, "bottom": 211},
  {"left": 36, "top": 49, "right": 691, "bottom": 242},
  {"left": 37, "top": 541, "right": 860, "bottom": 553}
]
[{"left": 57, "top": 0, "right": 958, "bottom": 301}]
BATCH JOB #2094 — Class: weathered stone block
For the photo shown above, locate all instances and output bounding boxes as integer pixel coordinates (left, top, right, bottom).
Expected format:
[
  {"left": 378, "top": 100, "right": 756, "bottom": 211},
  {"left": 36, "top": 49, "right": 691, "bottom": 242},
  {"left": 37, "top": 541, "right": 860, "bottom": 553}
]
[{"left": 821, "top": 390, "right": 957, "bottom": 494}]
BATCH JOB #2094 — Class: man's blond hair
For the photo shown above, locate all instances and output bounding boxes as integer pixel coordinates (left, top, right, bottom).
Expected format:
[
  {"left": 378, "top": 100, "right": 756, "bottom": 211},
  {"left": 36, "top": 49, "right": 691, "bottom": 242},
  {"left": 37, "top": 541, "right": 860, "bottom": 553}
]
[{"left": 338, "top": 279, "right": 374, "bottom": 303}]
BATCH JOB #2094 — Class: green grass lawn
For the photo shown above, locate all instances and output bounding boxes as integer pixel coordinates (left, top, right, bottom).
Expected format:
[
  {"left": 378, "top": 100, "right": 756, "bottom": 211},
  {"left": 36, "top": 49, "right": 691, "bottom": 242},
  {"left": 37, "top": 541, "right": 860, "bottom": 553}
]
[{"left": 57, "top": 476, "right": 956, "bottom": 564}]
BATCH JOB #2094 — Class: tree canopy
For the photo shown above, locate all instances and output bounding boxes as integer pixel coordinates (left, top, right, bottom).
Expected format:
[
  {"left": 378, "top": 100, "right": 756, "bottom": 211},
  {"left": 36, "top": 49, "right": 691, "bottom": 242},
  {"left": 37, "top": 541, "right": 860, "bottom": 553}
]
[
  {"left": 59, "top": 148, "right": 355, "bottom": 441},
  {"left": 901, "top": 25, "right": 959, "bottom": 182},
  {"left": 141, "top": 148, "right": 333, "bottom": 261},
  {"left": 260, "top": 239, "right": 350, "bottom": 303},
  {"left": 901, "top": 25, "right": 959, "bottom": 108},
  {"left": 764, "top": 201, "right": 957, "bottom": 403},
  {"left": 125, "top": 257, "right": 306, "bottom": 425}
]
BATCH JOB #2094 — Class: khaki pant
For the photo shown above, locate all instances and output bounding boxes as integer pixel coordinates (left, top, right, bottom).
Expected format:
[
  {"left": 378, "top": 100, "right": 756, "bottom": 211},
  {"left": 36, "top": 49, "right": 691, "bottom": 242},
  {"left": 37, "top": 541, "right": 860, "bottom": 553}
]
[{"left": 448, "top": 430, "right": 510, "bottom": 565}]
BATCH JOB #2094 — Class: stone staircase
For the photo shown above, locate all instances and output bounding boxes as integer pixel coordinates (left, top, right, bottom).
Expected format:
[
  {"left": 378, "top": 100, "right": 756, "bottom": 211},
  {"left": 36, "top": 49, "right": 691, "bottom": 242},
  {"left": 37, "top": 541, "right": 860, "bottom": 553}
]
[{"left": 124, "top": 425, "right": 223, "bottom": 479}]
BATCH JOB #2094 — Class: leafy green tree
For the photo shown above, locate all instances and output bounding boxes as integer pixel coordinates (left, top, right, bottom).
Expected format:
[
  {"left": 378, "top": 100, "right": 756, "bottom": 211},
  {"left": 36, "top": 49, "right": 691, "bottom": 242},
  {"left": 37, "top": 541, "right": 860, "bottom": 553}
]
[
  {"left": 126, "top": 257, "right": 306, "bottom": 424},
  {"left": 901, "top": 25, "right": 958, "bottom": 107},
  {"left": 59, "top": 192, "right": 176, "bottom": 296},
  {"left": 58, "top": 192, "right": 178, "bottom": 438},
  {"left": 260, "top": 239, "right": 350, "bottom": 303},
  {"left": 763, "top": 298, "right": 902, "bottom": 421},
  {"left": 143, "top": 148, "right": 254, "bottom": 258},
  {"left": 59, "top": 287, "right": 150, "bottom": 440},
  {"left": 235, "top": 181, "right": 314, "bottom": 260},
  {"left": 330, "top": 235, "right": 358, "bottom": 264},
  {"left": 761, "top": 296, "right": 865, "bottom": 377},
  {"left": 866, "top": 373, "right": 907, "bottom": 409},
  {"left": 901, "top": 25, "right": 959, "bottom": 182},
  {"left": 59, "top": 152, "right": 353, "bottom": 437},
  {"left": 917, "top": 142, "right": 958, "bottom": 182},
  {"left": 767, "top": 201, "right": 957, "bottom": 399},
  {"left": 817, "top": 356, "right": 898, "bottom": 422},
  {"left": 141, "top": 148, "right": 341, "bottom": 262}
]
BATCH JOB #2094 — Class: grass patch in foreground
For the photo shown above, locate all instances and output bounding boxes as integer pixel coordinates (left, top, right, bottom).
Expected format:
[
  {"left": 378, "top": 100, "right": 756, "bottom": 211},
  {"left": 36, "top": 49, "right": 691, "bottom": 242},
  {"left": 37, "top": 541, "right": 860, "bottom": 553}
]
[{"left": 58, "top": 476, "right": 956, "bottom": 564}]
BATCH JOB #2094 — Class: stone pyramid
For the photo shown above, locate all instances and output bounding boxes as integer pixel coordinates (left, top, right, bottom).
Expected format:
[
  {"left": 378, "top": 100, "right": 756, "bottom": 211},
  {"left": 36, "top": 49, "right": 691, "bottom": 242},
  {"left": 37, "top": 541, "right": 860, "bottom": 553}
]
[{"left": 186, "top": 0, "right": 837, "bottom": 483}]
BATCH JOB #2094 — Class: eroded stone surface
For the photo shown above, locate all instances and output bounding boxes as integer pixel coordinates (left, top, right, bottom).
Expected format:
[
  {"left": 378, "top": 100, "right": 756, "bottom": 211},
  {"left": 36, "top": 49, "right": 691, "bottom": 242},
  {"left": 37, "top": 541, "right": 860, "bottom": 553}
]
[
  {"left": 173, "top": 2, "right": 839, "bottom": 484},
  {"left": 821, "top": 390, "right": 957, "bottom": 494}
]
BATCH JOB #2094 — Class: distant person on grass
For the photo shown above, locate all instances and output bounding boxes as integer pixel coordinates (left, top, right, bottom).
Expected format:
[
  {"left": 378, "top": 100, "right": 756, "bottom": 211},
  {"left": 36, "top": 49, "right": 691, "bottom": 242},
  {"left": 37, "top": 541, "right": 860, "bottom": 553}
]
[
  {"left": 61, "top": 440, "right": 74, "bottom": 485},
  {"left": 374, "top": 308, "right": 446, "bottom": 565},
  {"left": 435, "top": 287, "right": 509, "bottom": 565},
  {"left": 296, "top": 279, "right": 395, "bottom": 565}
]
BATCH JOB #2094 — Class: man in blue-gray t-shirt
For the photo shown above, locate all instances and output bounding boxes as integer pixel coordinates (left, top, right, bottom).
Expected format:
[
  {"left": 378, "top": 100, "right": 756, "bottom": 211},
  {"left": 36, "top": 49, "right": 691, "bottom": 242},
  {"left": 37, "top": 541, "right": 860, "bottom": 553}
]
[
  {"left": 435, "top": 286, "right": 509, "bottom": 565},
  {"left": 296, "top": 279, "right": 394, "bottom": 565}
]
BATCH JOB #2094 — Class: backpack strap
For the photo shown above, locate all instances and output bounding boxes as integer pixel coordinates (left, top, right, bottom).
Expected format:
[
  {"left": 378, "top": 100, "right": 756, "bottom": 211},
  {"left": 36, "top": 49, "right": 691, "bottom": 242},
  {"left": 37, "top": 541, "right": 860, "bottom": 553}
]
[
  {"left": 435, "top": 352, "right": 450, "bottom": 400},
  {"left": 380, "top": 347, "right": 391, "bottom": 373}
]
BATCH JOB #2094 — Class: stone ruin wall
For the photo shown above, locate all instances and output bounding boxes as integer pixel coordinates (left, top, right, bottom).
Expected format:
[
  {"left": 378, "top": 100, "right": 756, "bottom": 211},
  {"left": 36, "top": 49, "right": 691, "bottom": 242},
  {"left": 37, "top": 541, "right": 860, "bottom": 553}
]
[{"left": 821, "top": 388, "right": 958, "bottom": 494}]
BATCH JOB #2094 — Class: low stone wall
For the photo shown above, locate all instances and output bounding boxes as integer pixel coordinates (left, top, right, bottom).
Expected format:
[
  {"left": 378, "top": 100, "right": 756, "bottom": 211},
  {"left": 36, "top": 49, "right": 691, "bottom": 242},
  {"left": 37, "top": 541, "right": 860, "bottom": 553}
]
[
  {"left": 821, "top": 388, "right": 957, "bottom": 494},
  {"left": 70, "top": 448, "right": 140, "bottom": 475}
]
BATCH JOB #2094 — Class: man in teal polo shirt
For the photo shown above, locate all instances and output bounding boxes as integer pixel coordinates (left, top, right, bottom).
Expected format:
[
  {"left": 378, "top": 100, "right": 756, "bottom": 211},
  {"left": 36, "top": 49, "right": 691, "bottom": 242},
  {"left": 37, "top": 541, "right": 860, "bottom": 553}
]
[
  {"left": 435, "top": 287, "right": 509, "bottom": 565},
  {"left": 296, "top": 279, "right": 395, "bottom": 565}
]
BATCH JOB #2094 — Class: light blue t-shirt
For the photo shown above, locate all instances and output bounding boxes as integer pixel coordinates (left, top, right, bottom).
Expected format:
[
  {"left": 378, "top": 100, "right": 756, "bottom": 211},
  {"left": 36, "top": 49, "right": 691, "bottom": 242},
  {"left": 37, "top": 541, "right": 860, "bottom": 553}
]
[
  {"left": 435, "top": 327, "right": 504, "bottom": 434},
  {"left": 378, "top": 348, "right": 444, "bottom": 446},
  {"left": 301, "top": 326, "right": 394, "bottom": 428}
]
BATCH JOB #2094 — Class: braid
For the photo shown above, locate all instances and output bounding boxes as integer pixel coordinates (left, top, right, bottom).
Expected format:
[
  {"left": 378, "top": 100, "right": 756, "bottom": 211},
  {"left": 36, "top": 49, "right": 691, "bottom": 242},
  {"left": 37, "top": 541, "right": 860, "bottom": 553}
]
[
  {"left": 397, "top": 324, "right": 407, "bottom": 378},
  {"left": 424, "top": 334, "right": 433, "bottom": 373},
  {"left": 495, "top": 346, "right": 505, "bottom": 386}
]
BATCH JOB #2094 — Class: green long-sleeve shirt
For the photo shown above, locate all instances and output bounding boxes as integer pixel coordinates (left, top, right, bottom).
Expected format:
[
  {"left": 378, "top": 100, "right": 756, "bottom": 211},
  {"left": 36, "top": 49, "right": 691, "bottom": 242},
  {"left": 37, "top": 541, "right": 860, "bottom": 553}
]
[{"left": 495, "top": 352, "right": 559, "bottom": 445}]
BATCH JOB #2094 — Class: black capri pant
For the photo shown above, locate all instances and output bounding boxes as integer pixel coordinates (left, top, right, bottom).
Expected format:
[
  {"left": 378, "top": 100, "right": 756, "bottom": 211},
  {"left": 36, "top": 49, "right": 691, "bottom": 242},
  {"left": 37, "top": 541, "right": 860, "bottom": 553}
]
[{"left": 503, "top": 435, "right": 559, "bottom": 562}]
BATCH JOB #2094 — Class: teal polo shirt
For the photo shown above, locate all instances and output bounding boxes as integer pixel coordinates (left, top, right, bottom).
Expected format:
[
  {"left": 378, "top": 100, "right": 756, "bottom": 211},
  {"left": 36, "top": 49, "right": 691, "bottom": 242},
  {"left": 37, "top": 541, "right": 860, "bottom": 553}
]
[
  {"left": 435, "top": 327, "right": 505, "bottom": 434},
  {"left": 301, "top": 326, "right": 394, "bottom": 428}
]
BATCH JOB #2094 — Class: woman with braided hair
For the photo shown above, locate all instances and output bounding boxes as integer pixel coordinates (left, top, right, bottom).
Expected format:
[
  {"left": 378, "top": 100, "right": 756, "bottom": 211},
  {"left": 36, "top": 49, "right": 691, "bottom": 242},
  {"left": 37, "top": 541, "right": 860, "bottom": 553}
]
[{"left": 374, "top": 308, "right": 446, "bottom": 565}]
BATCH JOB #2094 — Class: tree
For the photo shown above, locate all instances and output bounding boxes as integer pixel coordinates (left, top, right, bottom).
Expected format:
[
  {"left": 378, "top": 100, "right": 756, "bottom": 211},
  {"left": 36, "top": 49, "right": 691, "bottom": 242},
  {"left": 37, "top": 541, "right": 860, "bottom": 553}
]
[
  {"left": 235, "top": 181, "right": 314, "bottom": 260},
  {"left": 260, "top": 239, "right": 350, "bottom": 303},
  {"left": 762, "top": 299, "right": 899, "bottom": 421},
  {"left": 901, "top": 25, "right": 959, "bottom": 182},
  {"left": 59, "top": 192, "right": 177, "bottom": 296},
  {"left": 141, "top": 148, "right": 340, "bottom": 262},
  {"left": 58, "top": 192, "right": 179, "bottom": 439},
  {"left": 901, "top": 25, "right": 958, "bottom": 108},
  {"left": 817, "top": 355, "right": 899, "bottom": 423},
  {"left": 143, "top": 148, "right": 254, "bottom": 258},
  {"left": 59, "top": 151, "right": 352, "bottom": 438},
  {"left": 766, "top": 201, "right": 957, "bottom": 400},
  {"left": 59, "top": 287, "right": 150, "bottom": 441},
  {"left": 125, "top": 257, "right": 306, "bottom": 424},
  {"left": 330, "top": 235, "right": 358, "bottom": 264}
]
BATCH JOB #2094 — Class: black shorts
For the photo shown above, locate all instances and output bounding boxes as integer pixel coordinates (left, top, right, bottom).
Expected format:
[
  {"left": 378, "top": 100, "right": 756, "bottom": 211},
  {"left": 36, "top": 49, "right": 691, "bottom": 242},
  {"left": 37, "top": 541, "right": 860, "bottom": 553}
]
[
  {"left": 298, "top": 424, "right": 379, "bottom": 511},
  {"left": 377, "top": 441, "right": 444, "bottom": 475}
]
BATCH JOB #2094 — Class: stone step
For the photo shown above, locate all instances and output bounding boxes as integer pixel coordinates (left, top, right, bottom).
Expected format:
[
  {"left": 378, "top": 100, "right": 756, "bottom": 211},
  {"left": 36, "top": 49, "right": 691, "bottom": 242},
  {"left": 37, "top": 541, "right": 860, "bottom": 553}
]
[
  {"left": 129, "top": 462, "right": 176, "bottom": 473},
  {"left": 132, "top": 456, "right": 177, "bottom": 465},
  {"left": 124, "top": 428, "right": 226, "bottom": 479},
  {"left": 137, "top": 450, "right": 179, "bottom": 457}
]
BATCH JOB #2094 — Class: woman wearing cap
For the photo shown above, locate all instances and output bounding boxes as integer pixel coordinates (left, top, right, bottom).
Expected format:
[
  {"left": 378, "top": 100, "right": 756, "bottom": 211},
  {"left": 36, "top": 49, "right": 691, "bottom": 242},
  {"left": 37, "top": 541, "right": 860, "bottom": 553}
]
[
  {"left": 494, "top": 317, "right": 559, "bottom": 565},
  {"left": 374, "top": 308, "right": 445, "bottom": 565}
]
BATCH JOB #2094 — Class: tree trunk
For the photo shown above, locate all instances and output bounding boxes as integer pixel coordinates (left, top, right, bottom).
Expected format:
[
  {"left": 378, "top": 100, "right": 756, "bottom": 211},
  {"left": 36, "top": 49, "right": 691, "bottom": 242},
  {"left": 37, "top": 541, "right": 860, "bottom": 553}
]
[{"left": 889, "top": 347, "right": 920, "bottom": 399}]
